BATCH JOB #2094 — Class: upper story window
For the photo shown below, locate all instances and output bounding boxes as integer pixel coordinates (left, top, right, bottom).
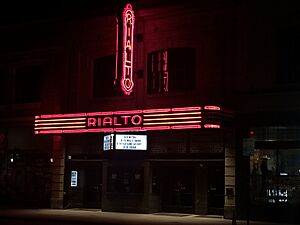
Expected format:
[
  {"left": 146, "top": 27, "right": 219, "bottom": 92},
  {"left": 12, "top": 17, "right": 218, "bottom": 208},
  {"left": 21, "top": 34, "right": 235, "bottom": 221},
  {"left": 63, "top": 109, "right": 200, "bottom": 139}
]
[
  {"left": 14, "top": 65, "right": 41, "bottom": 104},
  {"left": 147, "top": 48, "right": 196, "bottom": 94},
  {"left": 92, "top": 55, "right": 120, "bottom": 98},
  {"left": 278, "top": 29, "right": 300, "bottom": 84},
  {"left": 0, "top": 68, "right": 8, "bottom": 105}
]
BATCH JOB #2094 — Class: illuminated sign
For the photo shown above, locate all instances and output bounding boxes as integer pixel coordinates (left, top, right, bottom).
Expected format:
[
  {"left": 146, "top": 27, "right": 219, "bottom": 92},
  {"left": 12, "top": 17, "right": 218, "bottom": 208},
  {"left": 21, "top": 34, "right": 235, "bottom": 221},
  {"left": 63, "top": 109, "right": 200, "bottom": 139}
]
[
  {"left": 71, "top": 170, "right": 78, "bottom": 187},
  {"left": 34, "top": 106, "right": 222, "bottom": 134},
  {"left": 103, "top": 134, "right": 114, "bottom": 151},
  {"left": 115, "top": 134, "right": 147, "bottom": 150},
  {"left": 162, "top": 50, "right": 168, "bottom": 92},
  {"left": 120, "top": 4, "right": 135, "bottom": 95}
]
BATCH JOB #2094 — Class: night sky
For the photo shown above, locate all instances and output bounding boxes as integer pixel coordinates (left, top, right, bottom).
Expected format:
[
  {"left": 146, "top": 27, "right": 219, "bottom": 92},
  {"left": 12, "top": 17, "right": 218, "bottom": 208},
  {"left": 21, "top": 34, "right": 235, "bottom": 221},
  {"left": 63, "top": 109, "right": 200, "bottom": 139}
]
[
  {"left": 0, "top": 1, "right": 123, "bottom": 26},
  {"left": 0, "top": 0, "right": 204, "bottom": 26}
]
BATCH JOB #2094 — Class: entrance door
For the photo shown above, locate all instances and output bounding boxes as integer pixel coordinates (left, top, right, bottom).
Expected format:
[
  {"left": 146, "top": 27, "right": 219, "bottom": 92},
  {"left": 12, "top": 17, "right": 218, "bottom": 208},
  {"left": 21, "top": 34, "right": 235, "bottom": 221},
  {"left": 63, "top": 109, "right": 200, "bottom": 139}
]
[
  {"left": 67, "top": 162, "right": 102, "bottom": 209},
  {"left": 161, "top": 167, "right": 194, "bottom": 213},
  {"left": 207, "top": 164, "right": 224, "bottom": 214},
  {"left": 83, "top": 164, "right": 102, "bottom": 208}
]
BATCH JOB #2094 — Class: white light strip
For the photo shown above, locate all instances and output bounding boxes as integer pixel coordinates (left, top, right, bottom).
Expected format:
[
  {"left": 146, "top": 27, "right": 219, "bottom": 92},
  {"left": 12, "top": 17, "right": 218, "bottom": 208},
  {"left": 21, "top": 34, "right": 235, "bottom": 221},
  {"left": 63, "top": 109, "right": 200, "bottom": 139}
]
[
  {"left": 35, "top": 118, "right": 86, "bottom": 122},
  {"left": 35, "top": 122, "right": 86, "bottom": 126},
  {"left": 35, "top": 125, "right": 86, "bottom": 130}
]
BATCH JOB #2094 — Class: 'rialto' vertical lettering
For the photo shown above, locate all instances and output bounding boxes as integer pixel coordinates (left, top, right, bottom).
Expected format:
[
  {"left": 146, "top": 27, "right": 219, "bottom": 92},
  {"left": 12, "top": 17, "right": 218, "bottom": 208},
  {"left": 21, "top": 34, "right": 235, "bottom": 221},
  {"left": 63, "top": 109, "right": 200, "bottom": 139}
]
[{"left": 120, "top": 4, "right": 135, "bottom": 95}]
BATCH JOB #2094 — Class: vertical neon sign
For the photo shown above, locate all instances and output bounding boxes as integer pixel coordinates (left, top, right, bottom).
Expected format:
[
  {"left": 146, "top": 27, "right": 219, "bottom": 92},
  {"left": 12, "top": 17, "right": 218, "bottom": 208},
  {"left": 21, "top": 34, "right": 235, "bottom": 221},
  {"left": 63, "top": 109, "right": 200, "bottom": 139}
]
[
  {"left": 121, "top": 4, "right": 135, "bottom": 95},
  {"left": 162, "top": 50, "right": 168, "bottom": 92},
  {"left": 114, "top": 17, "right": 119, "bottom": 86}
]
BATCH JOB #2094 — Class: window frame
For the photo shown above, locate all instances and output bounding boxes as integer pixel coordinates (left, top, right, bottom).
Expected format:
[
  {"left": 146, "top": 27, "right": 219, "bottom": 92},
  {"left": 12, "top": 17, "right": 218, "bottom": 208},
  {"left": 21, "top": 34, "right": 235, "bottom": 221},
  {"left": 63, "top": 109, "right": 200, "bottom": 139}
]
[{"left": 146, "top": 47, "right": 196, "bottom": 96}]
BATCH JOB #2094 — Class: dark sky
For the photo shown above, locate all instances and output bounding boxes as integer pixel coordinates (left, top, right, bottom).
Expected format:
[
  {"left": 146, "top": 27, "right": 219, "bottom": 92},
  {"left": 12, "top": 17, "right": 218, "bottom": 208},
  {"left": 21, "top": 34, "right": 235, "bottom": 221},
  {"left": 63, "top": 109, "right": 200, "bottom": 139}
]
[
  {"left": 0, "top": 1, "right": 124, "bottom": 26},
  {"left": 0, "top": 0, "right": 200, "bottom": 26}
]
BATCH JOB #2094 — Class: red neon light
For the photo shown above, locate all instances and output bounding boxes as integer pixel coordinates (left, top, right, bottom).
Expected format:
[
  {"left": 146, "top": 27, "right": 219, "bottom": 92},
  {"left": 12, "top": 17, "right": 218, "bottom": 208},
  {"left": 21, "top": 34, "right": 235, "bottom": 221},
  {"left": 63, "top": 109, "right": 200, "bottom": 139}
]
[
  {"left": 113, "top": 110, "right": 143, "bottom": 115},
  {"left": 143, "top": 112, "right": 201, "bottom": 117},
  {"left": 143, "top": 121, "right": 201, "bottom": 126},
  {"left": 143, "top": 126, "right": 171, "bottom": 130},
  {"left": 40, "top": 113, "right": 86, "bottom": 118},
  {"left": 121, "top": 4, "right": 135, "bottom": 95},
  {"left": 162, "top": 50, "right": 168, "bottom": 92},
  {"left": 35, "top": 118, "right": 86, "bottom": 122},
  {"left": 204, "top": 106, "right": 221, "bottom": 111},
  {"left": 35, "top": 122, "right": 85, "bottom": 126},
  {"left": 114, "top": 127, "right": 142, "bottom": 131},
  {"left": 35, "top": 125, "right": 86, "bottom": 130},
  {"left": 86, "top": 115, "right": 142, "bottom": 128},
  {"left": 63, "top": 129, "right": 89, "bottom": 133},
  {"left": 143, "top": 108, "right": 171, "bottom": 113},
  {"left": 204, "top": 124, "right": 220, "bottom": 129},
  {"left": 88, "top": 128, "right": 114, "bottom": 133},
  {"left": 114, "top": 17, "right": 119, "bottom": 86},
  {"left": 38, "top": 130, "right": 63, "bottom": 134},
  {"left": 172, "top": 125, "right": 201, "bottom": 129},
  {"left": 143, "top": 116, "right": 201, "bottom": 122},
  {"left": 86, "top": 112, "right": 113, "bottom": 116},
  {"left": 34, "top": 105, "right": 222, "bottom": 134},
  {"left": 172, "top": 106, "right": 201, "bottom": 112},
  {"left": 38, "top": 128, "right": 116, "bottom": 134}
]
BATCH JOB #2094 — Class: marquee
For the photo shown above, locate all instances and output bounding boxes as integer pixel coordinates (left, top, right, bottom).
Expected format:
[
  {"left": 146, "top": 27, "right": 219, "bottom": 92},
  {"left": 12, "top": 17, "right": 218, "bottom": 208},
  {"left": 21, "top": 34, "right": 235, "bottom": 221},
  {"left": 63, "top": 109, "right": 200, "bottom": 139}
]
[{"left": 34, "top": 106, "right": 222, "bottom": 134}]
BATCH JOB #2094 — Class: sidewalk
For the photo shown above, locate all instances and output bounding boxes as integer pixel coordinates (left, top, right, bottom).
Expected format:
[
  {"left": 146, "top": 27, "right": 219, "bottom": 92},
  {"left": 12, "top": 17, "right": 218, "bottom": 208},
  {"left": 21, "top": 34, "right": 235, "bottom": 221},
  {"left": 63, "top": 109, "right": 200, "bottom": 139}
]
[{"left": 0, "top": 208, "right": 297, "bottom": 225}]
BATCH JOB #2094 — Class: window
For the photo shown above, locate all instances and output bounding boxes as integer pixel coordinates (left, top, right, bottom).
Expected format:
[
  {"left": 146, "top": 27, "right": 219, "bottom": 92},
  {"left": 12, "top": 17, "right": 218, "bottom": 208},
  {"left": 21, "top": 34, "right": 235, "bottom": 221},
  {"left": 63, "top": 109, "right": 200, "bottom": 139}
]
[
  {"left": 14, "top": 65, "right": 41, "bottom": 104},
  {"left": 0, "top": 68, "right": 8, "bottom": 105},
  {"left": 250, "top": 148, "right": 300, "bottom": 205},
  {"left": 278, "top": 29, "right": 300, "bottom": 84},
  {"left": 92, "top": 55, "right": 120, "bottom": 98},
  {"left": 147, "top": 48, "right": 196, "bottom": 94}
]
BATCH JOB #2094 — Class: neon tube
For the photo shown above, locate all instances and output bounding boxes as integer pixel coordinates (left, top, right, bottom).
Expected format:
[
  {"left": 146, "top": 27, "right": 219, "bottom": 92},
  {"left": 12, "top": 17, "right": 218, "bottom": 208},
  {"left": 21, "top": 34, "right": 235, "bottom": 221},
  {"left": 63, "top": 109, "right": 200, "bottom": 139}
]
[
  {"left": 143, "top": 116, "right": 201, "bottom": 121},
  {"left": 114, "top": 17, "right": 119, "bottom": 86},
  {"left": 86, "top": 112, "right": 113, "bottom": 116},
  {"left": 35, "top": 118, "right": 86, "bottom": 122},
  {"left": 143, "top": 120, "right": 201, "bottom": 126},
  {"left": 40, "top": 113, "right": 87, "bottom": 118},
  {"left": 35, "top": 122, "right": 86, "bottom": 126},
  {"left": 35, "top": 125, "right": 86, "bottom": 130},
  {"left": 113, "top": 110, "right": 143, "bottom": 115},
  {"left": 204, "top": 124, "right": 220, "bottom": 128},
  {"left": 143, "top": 108, "right": 171, "bottom": 113},
  {"left": 172, "top": 106, "right": 201, "bottom": 112},
  {"left": 143, "top": 126, "right": 171, "bottom": 130},
  {"left": 120, "top": 4, "right": 135, "bottom": 95},
  {"left": 204, "top": 106, "right": 221, "bottom": 111},
  {"left": 143, "top": 112, "right": 201, "bottom": 117},
  {"left": 171, "top": 125, "right": 201, "bottom": 129},
  {"left": 114, "top": 127, "right": 142, "bottom": 131}
]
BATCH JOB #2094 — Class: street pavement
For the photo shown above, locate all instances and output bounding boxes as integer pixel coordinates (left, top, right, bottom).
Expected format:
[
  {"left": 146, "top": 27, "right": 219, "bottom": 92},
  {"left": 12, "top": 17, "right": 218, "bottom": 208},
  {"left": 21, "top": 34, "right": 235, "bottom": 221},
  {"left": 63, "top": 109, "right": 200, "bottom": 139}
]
[{"left": 0, "top": 208, "right": 298, "bottom": 225}]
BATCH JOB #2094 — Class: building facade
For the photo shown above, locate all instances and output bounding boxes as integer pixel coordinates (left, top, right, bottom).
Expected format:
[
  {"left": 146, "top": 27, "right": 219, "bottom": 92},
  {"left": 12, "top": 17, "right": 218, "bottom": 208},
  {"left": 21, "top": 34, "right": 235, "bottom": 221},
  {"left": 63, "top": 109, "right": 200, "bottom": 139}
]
[{"left": 0, "top": 0, "right": 300, "bottom": 223}]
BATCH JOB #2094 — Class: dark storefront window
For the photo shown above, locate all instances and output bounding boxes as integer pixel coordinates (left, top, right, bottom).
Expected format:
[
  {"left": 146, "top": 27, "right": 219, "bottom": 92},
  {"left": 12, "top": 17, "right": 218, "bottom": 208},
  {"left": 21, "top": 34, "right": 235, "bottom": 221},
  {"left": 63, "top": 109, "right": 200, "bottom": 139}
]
[
  {"left": 93, "top": 55, "right": 120, "bottom": 98},
  {"left": 14, "top": 65, "right": 41, "bottom": 104},
  {"left": 250, "top": 149, "right": 300, "bottom": 204},
  {"left": 107, "top": 167, "right": 143, "bottom": 194},
  {"left": 0, "top": 68, "right": 8, "bottom": 105},
  {"left": 147, "top": 48, "right": 196, "bottom": 94}
]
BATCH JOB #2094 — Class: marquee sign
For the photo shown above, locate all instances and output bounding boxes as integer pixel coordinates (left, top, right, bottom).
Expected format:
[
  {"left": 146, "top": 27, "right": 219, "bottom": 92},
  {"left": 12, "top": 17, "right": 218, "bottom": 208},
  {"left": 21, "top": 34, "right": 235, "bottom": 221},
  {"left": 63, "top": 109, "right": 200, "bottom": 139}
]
[{"left": 34, "top": 106, "right": 221, "bottom": 134}]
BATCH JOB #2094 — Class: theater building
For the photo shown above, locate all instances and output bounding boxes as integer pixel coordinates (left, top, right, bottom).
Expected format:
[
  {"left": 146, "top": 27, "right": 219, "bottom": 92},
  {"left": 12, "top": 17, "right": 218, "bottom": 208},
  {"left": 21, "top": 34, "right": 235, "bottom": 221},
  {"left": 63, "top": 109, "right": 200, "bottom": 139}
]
[{"left": 0, "top": 0, "right": 300, "bottom": 223}]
